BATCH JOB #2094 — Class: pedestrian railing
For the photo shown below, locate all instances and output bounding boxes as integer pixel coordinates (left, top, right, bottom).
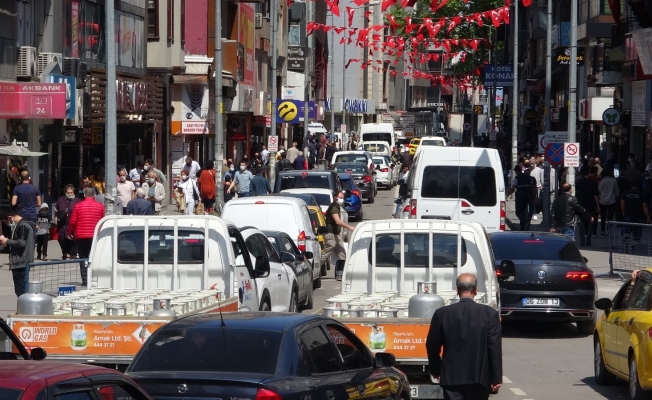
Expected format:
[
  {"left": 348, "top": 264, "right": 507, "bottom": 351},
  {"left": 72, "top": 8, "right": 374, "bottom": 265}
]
[
  {"left": 25, "top": 259, "right": 89, "bottom": 296},
  {"left": 605, "top": 221, "right": 652, "bottom": 279}
]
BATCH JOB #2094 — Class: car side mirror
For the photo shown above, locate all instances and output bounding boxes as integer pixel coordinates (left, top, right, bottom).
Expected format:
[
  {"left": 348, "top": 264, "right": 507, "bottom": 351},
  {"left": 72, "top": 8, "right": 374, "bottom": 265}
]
[
  {"left": 254, "top": 256, "right": 270, "bottom": 277},
  {"left": 595, "top": 298, "right": 613, "bottom": 312},
  {"left": 303, "top": 251, "right": 314, "bottom": 260},
  {"left": 374, "top": 352, "right": 396, "bottom": 368},
  {"left": 317, "top": 226, "right": 329, "bottom": 235},
  {"left": 30, "top": 347, "right": 46, "bottom": 360},
  {"left": 498, "top": 260, "right": 516, "bottom": 281},
  {"left": 280, "top": 252, "right": 296, "bottom": 263}
]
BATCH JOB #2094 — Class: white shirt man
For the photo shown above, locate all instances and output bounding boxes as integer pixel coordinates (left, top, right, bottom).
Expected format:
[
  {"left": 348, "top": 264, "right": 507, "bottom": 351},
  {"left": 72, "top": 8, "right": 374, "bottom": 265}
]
[
  {"left": 261, "top": 146, "right": 270, "bottom": 165},
  {"left": 183, "top": 157, "right": 202, "bottom": 181}
]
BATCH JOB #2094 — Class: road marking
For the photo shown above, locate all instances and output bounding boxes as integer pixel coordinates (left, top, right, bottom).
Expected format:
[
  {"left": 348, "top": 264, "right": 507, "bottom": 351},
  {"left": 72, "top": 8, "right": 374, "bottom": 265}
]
[
  {"left": 510, "top": 388, "right": 527, "bottom": 396},
  {"left": 502, "top": 376, "right": 512, "bottom": 384}
]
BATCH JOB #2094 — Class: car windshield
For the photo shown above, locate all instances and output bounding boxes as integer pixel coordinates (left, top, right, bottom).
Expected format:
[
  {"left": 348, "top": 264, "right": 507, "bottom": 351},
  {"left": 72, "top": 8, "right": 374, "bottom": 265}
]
[
  {"left": 334, "top": 154, "right": 368, "bottom": 164},
  {"left": 279, "top": 193, "right": 318, "bottom": 207},
  {"left": 0, "top": 389, "right": 22, "bottom": 400},
  {"left": 130, "top": 327, "right": 283, "bottom": 374},
  {"left": 334, "top": 164, "right": 368, "bottom": 174},
  {"left": 280, "top": 174, "right": 331, "bottom": 190},
  {"left": 420, "top": 166, "right": 497, "bottom": 207},
  {"left": 311, "top": 194, "right": 332, "bottom": 207},
  {"left": 491, "top": 237, "right": 584, "bottom": 262}
]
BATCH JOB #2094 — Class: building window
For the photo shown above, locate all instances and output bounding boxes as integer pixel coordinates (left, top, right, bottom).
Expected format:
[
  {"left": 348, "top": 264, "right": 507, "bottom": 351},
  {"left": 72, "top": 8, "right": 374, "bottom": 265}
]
[
  {"left": 148, "top": 0, "right": 159, "bottom": 38},
  {"left": 167, "top": 0, "right": 174, "bottom": 41}
]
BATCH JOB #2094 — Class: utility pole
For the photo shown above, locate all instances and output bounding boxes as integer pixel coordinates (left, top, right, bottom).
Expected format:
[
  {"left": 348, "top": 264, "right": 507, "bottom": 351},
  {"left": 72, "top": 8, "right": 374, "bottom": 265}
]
[
  {"left": 342, "top": 38, "right": 347, "bottom": 144},
  {"left": 490, "top": 27, "right": 497, "bottom": 148},
  {"left": 329, "top": 11, "right": 335, "bottom": 135},
  {"left": 470, "top": 25, "right": 475, "bottom": 148},
  {"left": 268, "top": 0, "right": 279, "bottom": 188},
  {"left": 104, "top": 0, "right": 117, "bottom": 215},
  {"left": 303, "top": 1, "right": 311, "bottom": 159},
  {"left": 214, "top": 0, "right": 225, "bottom": 209},
  {"left": 511, "top": 0, "right": 519, "bottom": 169},
  {"left": 542, "top": 0, "right": 553, "bottom": 226},
  {"left": 567, "top": 0, "right": 578, "bottom": 192}
]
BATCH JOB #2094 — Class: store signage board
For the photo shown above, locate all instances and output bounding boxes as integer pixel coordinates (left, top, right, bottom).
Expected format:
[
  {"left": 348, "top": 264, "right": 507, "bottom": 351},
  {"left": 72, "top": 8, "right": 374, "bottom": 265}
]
[{"left": 0, "top": 83, "right": 67, "bottom": 119}]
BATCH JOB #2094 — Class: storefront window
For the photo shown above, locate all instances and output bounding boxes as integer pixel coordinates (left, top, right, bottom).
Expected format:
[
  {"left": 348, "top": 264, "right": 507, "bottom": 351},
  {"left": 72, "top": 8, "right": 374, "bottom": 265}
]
[{"left": 148, "top": 0, "right": 159, "bottom": 38}]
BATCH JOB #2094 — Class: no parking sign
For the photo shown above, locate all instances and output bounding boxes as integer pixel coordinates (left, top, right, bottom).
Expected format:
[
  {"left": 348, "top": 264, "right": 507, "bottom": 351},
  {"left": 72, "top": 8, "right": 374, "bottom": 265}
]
[{"left": 564, "top": 143, "right": 580, "bottom": 167}]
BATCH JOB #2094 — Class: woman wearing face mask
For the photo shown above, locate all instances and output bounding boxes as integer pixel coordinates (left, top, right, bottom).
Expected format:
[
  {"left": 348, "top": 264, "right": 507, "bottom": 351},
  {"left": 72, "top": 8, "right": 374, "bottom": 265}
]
[
  {"left": 54, "top": 184, "right": 80, "bottom": 260},
  {"left": 141, "top": 172, "right": 166, "bottom": 215},
  {"left": 174, "top": 171, "right": 199, "bottom": 215}
]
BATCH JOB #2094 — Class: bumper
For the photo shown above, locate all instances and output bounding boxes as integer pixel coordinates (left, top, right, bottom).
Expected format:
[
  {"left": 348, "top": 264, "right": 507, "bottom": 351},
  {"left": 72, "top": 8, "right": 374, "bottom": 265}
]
[
  {"left": 359, "top": 186, "right": 373, "bottom": 198},
  {"left": 500, "top": 289, "right": 596, "bottom": 322}
]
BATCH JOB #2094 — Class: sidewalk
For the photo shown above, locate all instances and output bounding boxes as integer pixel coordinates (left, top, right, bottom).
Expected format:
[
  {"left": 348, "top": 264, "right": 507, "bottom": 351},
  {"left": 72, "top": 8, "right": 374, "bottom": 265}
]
[{"left": 504, "top": 197, "right": 626, "bottom": 299}]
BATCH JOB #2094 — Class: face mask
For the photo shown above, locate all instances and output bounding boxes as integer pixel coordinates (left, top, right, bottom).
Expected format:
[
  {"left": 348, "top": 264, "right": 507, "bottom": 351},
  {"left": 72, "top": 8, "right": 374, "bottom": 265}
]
[
  {"left": 240, "top": 165, "right": 246, "bottom": 171},
  {"left": 144, "top": 166, "right": 150, "bottom": 171},
  {"left": 182, "top": 175, "right": 189, "bottom": 181},
  {"left": 230, "top": 167, "right": 235, "bottom": 172},
  {"left": 148, "top": 178, "right": 155, "bottom": 184},
  {"left": 119, "top": 175, "right": 127, "bottom": 182},
  {"left": 8, "top": 219, "right": 15, "bottom": 229},
  {"left": 337, "top": 198, "right": 344, "bottom": 206},
  {"left": 66, "top": 194, "right": 75, "bottom": 200}
]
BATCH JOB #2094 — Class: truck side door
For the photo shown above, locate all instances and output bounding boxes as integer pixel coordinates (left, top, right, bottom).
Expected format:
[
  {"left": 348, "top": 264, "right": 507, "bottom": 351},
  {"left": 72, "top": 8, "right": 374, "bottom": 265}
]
[{"left": 228, "top": 228, "right": 260, "bottom": 312}]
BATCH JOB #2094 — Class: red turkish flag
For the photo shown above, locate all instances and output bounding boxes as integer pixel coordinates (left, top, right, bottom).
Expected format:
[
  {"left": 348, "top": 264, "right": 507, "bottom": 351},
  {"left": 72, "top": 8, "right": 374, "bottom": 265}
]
[
  {"left": 436, "top": 0, "right": 449, "bottom": 10},
  {"left": 381, "top": 0, "right": 397, "bottom": 11},
  {"left": 353, "top": 0, "right": 370, "bottom": 5},
  {"left": 387, "top": 15, "right": 399, "bottom": 32},
  {"left": 490, "top": 9, "right": 502, "bottom": 27},
  {"left": 521, "top": 0, "right": 532, "bottom": 6},
  {"left": 502, "top": 7, "right": 510, "bottom": 24},
  {"left": 346, "top": 7, "right": 355, "bottom": 27},
  {"left": 325, "top": 0, "right": 340, "bottom": 16},
  {"left": 474, "top": 13, "right": 484, "bottom": 27}
]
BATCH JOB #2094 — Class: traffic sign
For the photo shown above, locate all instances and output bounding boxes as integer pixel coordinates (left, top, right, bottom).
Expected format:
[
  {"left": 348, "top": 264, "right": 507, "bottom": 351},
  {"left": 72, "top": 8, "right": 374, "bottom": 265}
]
[
  {"left": 564, "top": 142, "right": 580, "bottom": 167},
  {"left": 463, "top": 123, "right": 471, "bottom": 131},
  {"left": 545, "top": 131, "right": 569, "bottom": 143},
  {"left": 546, "top": 143, "right": 564, "bottom": 166},
  {"left": 538, "top": 134, "right": 547, "bottom": 153},
  {"left": 268, "top": 135, "right": 278, "bottom": 152},
  {"left": 341, "top": 124, "right": 347, "bottom": 135},
  {"left": 602, "top": 108, "right": 621, "bottom": 126}
]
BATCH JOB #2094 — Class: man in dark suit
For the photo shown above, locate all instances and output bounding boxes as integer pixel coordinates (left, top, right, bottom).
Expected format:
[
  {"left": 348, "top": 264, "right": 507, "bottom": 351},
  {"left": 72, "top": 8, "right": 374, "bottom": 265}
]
[{"left": 426, "top": 274, "right": 502, "bottom": 400}]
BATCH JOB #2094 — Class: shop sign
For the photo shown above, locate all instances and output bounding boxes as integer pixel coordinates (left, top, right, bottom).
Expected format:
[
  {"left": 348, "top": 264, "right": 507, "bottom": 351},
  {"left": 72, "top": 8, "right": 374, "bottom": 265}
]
[
  {"left": 344, "top": 98, "right": 376, "bottom": 114},
  {"left": 554, "top": 47, "right": 585, "bottom": 67},
  {"left": 82, "top": 126, "right": 104, "bottom": 145},
  {"left": 276, "top": 100, "right": 316, "bottom": 124},
  {"left": 483, "top": 65, "right": 513, "bottom": 87},
  {"left": 230, "top": 132, "right": 246, "bottom": 141},
  {"left": 238, "top": 4, "right": 255, "bottom": 85},
  {"left": 602, "top": 108, "right": 621, "bottom": 126},
  {"left": 44, "top": 75, "right": 76, "bottom": 120},
  {"left": 181, "top": 83, "right": 209, "bottom": 134},
  {"left": 342, "top": 322, "right": 430, "bottom": 359},
  {"left": 115, "top": 79, "right": 148, "bottom": 113},
  {"left": 0, "top": 83, "right": 67, "bottom": 119},
  {"left": 631, "top": 80, "right": 648, "bottom": 127},
  {"left": 631, "top": 28, "right": 652, "bottom": 76},
  {"left": 287, "top": 47, "right": 307, "bottom": 71}
]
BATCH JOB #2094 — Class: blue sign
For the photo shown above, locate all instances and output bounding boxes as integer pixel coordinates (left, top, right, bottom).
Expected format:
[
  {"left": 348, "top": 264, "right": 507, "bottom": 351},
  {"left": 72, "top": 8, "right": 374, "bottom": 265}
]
[
  {"left": 344, "top": 98, "right": 369, "bottom": 113},
  {"left": 58, "top": 285, "right": 76, "bottom": 296},
  {"left": 45, "top": 75, "right": 76, "bottom": 120},
  {"left": 560, "top": 22, "right": 570, "bottom": 46},
  {"left": 546, "top": 143, "right": 564, "bottom": 166},
  {"left": 276, "top": 100, "right": 316, "bottom": 124},
  {"left": 483, "top": 65, "right": 514, "bottom": 87}
]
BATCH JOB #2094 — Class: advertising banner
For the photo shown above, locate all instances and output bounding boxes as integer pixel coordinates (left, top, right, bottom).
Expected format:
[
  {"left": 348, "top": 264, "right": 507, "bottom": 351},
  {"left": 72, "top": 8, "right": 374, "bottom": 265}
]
[
  {"left": 632, "top": 28, "right": 652, "bottom": 76},
  {"left": 181, "top": 83, "right": 210, "bottom": 134},
  {"left": 115, "top": 11, "right": 145, "bottom": 69},
  {"left": 343, "top": 322, "right": 430, "bottom": 359},
  {"left": 0, "top": 83, "right": 67, "bottom": 119},
  {"left": 239, "top": 4, "right": 255, "bottom": 86},
  {"left": 44, "top": 75, "right": 76, "bottom": 120},
  {"left": 483, "top": 65, "right": 513, "bottom": 87}
]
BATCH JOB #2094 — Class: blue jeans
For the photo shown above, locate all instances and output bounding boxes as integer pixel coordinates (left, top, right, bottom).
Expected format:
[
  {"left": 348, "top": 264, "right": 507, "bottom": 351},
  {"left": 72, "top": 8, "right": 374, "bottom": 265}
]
[
  {"left": 559, "top": 226, "right": 575, "bottom": 241},
  {"left": 238, "top": 192, "right": 250, "bottom": 197}
]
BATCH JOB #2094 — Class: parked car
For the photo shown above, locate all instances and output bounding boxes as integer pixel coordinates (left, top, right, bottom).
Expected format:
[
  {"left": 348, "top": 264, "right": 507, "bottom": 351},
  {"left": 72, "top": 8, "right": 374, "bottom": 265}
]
[
  {"left": 305, "top": 204, "right": 329, "bottom": 281},
  {"left": 329, "top": 150, "right": 374, "bottom": 172},
  {"left": 0, "top": 361, "right": 151, "bottom": 400},
  {"left": 0, "top": 318, "right": 46, "bottom": 361},
  {"left": 126, "top": 312, "right": 411, "bottom": 400},
  {"left": 333, "top": 162, "right": 377, "bottom": 203},
  {"left": 594, "top": 268, "right": 652, "bottom": 400},
  {"left": 271, "top": 192, "right": 320, "bottom": 208},
  {"left": 237, "top": 226, "right": 301, "bottom": 312},
  {"left": 281, "top": 188, "right": 333, "bottom": 214},
  {"left": 222, "top": 197, "right": 323, "bottom": 288},
  {"left": 373, "top": 156, "right": 395, "bottom": 189},
  {"left": 491, "top": 232, "right": 597, "bottom": 334},
  {"left": 338, "top": 173, "right": 363, "bottom": 221},
  {"left": 263, "top": 230, "right": 314, "bottom": 309},
  {"left": 274, "top": 170, "right": 342, "bottom": 194}
]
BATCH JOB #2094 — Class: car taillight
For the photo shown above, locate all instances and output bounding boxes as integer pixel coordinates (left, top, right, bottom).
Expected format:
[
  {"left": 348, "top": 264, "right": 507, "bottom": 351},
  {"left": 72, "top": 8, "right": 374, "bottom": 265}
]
[
  {"left": 298, "top": 231, "right": 306, "bottom": 252},
  {"left": 352, "top": 190, "right": 361, "bottom": 198},
  {"left": 566, "top": 271, "right": 593, "bottom": 281},
  {"left": 98, "top": 387, "right": 114, "bottom": 400},
  {"left": 255, "top": 201, "right": 265, "bottom": 204},
  {"left": 381, "top": 168, "right": 389, "bottom": 172},
  {"left": 256, "top": 388, "right": 282, "bottom": 400},
  {"left": 500, "top": 201, "right": 506, "bottom": 231},
  {"left": 363, "top": 176, "right": 372, "bottom": 183},
  {"left": 410, "top": 199, "right": 417, "bottom": 218}
]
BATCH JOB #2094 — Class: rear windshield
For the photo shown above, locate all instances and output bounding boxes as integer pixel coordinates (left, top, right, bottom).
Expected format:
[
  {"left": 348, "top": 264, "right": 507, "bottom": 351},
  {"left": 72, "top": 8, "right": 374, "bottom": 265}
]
[
  {"left": 421, "top": 139, "right": 444, "bottom": 146},
  {"left": 334, "top": 164, "right": 369, "bottom": 174},
  {"left": 130, "top": 327, "right": 283, "bottom": 374},
  {"left": 118, "top": 230, "right": 205, "bottom": 264},
  {"left": 361, "top": 132, "right": 392, "bottom": 143},
  {"left": 334, "top": 154, "right": 368, "bottom": 164},
  {"left": 340, "top": 179, "right": 353, "bottom": 190},
  {"left": 362, "top": 143, "right": 389, "bottom": 153},
  {"left": 492, "top": 238, "right": 584, "bottom": 262},
  {"left": 311, "top": 194, "right": 331, "bottom": 207},
  {"left": 369, "top": 233, "right": 467, "bottom": 268},
  {"left": 280, "top": 174, "right": 331, "bottom": 190},
  {"left": 0, "top": 389, "right": 22, "bottom": 400},
  {"left": 373, "top": 158, "right": 386, "bottom": 165},
  {"left": 280, "top": 193, "right": 317, "bottom": 206},
  {"left": 421, "top": 166, "right": 496, "bottom": 207}
]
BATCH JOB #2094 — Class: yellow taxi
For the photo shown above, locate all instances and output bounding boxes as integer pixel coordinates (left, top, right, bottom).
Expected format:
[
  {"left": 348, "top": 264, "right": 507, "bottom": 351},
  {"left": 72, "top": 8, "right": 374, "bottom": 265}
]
[
  {"left": 594, "top": 268, "right": 652, "bottom": 400},
  {"left": 306, "top": 204, "right": 328, "bottom": 283},
  {"left": 408, "top": 138, "right": 421, "bottom": 155}
]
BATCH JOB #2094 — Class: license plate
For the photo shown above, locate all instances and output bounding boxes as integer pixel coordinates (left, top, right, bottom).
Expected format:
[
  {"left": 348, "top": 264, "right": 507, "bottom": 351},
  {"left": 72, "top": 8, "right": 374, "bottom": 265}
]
[
  {"left": 522, "top": 297, "right": 560, "bottom": 307},
  {"left": 410, "top": 386, "right": 418, "bottom": 398}
]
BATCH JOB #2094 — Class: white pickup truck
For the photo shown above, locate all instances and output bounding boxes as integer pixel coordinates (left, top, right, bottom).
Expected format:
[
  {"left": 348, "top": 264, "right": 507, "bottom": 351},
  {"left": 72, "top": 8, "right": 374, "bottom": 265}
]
[
  {"left": 8, "top": 215, "right": 297, "bottom": 367},
  {"left": 326, "top": 220, "right": 499, "bottom": 399}
]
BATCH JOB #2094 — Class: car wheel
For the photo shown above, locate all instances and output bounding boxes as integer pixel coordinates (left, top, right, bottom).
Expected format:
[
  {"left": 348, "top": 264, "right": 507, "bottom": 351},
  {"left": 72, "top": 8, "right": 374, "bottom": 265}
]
[
  {"left": 577, "top": 319, "right": 596, "bottom": 335},
  {"left": 289, "top": 290, "right": 298, "bottom": 313},
  {"left": 357, "top": 210, "right": 364, "bottom": 222},
  {"left": 304, "top": 280, "right": 314, "bottom": 310},
  {"left": 368, "top": 194, "right": 375, "bottom": 204},
  {"left": 594, "top": 340, "right": 616, "bottom": 385},
  {"left": 629, "top": 356, "right": 650, "bottom": 400}
]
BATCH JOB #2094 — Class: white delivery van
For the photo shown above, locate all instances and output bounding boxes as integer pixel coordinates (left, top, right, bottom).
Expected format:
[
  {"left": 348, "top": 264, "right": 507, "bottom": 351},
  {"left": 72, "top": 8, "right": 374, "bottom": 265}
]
[
  {"left": 221, "top": 196, "right": 324, "bottom": 287},
  {"left": 407, "top": 147, "right": 506, "bottom": 232},
  {"left": 308, "top": 122, "right": 328, "bottom": 136},
  {"left": 359, "top": 123, "right": 395, "bottom": 149}
]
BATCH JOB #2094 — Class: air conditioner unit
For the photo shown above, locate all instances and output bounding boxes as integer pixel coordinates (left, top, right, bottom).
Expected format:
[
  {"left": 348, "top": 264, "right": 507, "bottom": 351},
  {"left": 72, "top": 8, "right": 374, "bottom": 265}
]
[
  {"left": 16, "top": 46, "right": 37, "bottom": 78},
  {"left": 63, "top": 57, "right": 88, "bottom": 88},
  {"left": 37, "top": 52, "right": 63, "bottom": 77},
  {"left": 255, "top": 13, "right": 263, "bottom": 29}
]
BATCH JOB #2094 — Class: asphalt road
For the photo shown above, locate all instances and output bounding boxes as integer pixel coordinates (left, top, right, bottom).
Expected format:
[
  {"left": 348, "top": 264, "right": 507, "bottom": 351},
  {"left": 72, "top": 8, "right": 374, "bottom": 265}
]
[{"left": 304, "top": 187, "right": 630, "bottom": 400}]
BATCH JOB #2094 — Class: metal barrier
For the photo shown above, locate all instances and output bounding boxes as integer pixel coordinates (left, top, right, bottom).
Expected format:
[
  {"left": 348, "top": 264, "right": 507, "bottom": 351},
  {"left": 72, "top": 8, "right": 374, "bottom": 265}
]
[
  {"left": 604, "top": 221, "right": 652, "bottom": 279},
  {"left": 24, "top": 259, "right": 89, "bottom": 296}
]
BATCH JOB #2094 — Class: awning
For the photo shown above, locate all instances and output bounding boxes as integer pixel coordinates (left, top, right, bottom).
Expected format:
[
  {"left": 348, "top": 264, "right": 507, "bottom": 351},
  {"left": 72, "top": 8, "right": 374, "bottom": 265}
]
[
  {"left": 0, "top": 145, "right": 48, "bottom": 157},
  {"left": 172, "top": 71, "right": 235, "bottom": 88}
]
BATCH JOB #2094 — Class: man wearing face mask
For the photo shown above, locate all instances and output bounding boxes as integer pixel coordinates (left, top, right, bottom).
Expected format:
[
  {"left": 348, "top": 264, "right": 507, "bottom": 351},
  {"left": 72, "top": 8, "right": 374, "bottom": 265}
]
[
  {"left": 142, "top": 172, "right": 166, "bottom": 214},
  {"left": 142, "top": 159, "right": 167, "bottom": 185},
  {"left": 227, "top": 161, "right": 253, "bottom": 198},
  {"left": 0, "top": 210, "right": 35, "bottom": 297},
  {"left": 54, "top": 184, "right": 80, "bottom": 260},
  {"left": 116, "top": 169, "right": 136, "bottom": 214},
  {"left": 183, "top": 157, "right": 201, "bottom": 182},
  {"left": 321, "top": 191, "right": 355, "bottom": 281}
]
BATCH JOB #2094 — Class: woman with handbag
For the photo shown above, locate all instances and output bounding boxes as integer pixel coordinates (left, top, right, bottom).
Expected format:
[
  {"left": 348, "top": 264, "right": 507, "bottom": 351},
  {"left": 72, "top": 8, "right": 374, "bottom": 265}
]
[
  {"left": 175, "top": 170, "right": 200, "bottom": 215},
  {"left": 198, "top": 160, "right": 217, "bottom": 213}
]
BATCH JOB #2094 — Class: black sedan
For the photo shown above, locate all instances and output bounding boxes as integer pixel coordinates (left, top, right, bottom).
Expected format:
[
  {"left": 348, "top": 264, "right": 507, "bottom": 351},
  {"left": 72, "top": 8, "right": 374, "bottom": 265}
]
[
  {"left": 263, "top": 230, "right": 314, "bottom": 310},
  {"left": 333, "top": 163, "right": 377, "bottom": 203},
  {"left": 491, "top": 232, "right": 597, "bottom": 335},
  {"left": 126, "top": 313, "right": 411, "bottom": 400}
]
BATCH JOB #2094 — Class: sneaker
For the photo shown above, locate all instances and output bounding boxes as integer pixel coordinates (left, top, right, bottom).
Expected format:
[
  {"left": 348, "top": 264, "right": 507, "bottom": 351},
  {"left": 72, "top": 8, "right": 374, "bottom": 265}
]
[{"left": 532, "top": 215, "right": 538, "bottom": 220}]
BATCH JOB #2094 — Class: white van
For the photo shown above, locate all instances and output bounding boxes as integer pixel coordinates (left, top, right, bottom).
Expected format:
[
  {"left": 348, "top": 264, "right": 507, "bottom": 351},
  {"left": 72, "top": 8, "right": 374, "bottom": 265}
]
[
  {"left": 221, "top": 196, "right": 325, "bottom": 287},
  {"left": 407, "top": 147, "right": 506, "bottom": 232},
  {"left": 360, "top": 123, "right": 395, "bottom": 149}
]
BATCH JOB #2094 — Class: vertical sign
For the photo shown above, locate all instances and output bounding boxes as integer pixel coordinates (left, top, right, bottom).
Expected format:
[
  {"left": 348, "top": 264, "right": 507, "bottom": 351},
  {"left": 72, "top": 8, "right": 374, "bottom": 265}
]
[{"left": 564, "top": 143, "right": 580, "bottom": 167}]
